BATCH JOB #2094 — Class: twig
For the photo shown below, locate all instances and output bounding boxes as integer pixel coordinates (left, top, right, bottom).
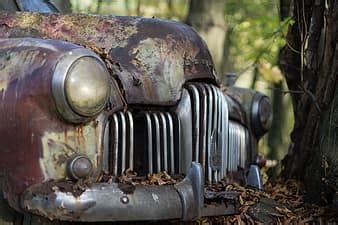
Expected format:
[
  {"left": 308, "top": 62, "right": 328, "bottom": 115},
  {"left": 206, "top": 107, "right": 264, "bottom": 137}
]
[{"left": 267, "top": 86, "right": 304, "bottom": 94}]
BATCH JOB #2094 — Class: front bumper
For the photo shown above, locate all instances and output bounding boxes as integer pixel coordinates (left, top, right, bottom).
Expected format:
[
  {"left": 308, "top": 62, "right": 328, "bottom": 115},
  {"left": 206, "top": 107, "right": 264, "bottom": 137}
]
[{"left": 21, "top": 163, "right": 238, "bottom": 222}]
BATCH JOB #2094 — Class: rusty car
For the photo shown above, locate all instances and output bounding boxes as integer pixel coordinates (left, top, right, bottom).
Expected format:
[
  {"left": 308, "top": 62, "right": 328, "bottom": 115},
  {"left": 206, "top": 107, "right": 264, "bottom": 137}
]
[{"left": 0, "top": 0, "right": 273, "bottom": 223}]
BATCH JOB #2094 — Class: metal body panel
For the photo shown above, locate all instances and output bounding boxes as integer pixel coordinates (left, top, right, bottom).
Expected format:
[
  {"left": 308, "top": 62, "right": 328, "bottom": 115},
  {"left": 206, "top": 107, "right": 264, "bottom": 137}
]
[
  {"left": 0, "top": 38, "right": 118, "bottom": 208},
  {"left": 0, "top": 11, "right": 217, "bottom": 106}
]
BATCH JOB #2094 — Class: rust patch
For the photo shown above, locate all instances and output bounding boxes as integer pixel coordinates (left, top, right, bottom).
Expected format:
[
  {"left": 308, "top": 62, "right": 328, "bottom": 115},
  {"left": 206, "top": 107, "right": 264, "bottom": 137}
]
[
  {"left": 0, "top": 11, "right": 217, "bottom": 106},
  {"left": 0, "top": 39, "right": 103, "bottom": 208},
  {"left": 117, "top": 183, "right": 136, "bottom": 194}
]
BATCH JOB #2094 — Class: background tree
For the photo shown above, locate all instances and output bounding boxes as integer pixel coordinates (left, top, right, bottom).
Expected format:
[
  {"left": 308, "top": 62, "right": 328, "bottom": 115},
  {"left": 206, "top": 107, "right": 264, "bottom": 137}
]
[
  {"left": 186, "top": 0, "right": 227, "bottom": 78},
  {"left": 280, "top": 0, "right": 337, "bottom": 205}
]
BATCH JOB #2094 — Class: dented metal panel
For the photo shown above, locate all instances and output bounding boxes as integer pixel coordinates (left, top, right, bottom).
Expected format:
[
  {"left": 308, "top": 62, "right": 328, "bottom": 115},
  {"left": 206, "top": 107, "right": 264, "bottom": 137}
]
[
  {"left": 0, "top": 38, "right": 109, "bottom": 208},
  {"left": 0, "top": 11, "right": 217, "bottom": 106}
]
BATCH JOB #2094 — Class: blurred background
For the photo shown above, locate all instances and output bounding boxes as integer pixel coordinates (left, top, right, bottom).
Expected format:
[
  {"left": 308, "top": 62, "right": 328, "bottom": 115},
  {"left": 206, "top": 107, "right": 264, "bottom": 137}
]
[{"left": 53, "top": 0, "right": 294, "bottom": 181}]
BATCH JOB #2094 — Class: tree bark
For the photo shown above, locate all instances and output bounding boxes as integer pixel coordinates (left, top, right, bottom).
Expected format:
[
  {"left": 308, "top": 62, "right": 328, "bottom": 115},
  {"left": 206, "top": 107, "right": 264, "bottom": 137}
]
[
  {"left": 280, "top": 0, "right": 338, "bottom": 205},
  {"left": 186, "top": 0, "right": 227, "bottom": 79}
]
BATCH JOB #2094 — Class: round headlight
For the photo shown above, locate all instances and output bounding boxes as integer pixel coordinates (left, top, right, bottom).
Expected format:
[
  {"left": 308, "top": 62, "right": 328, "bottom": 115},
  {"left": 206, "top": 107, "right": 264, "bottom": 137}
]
[
  {"left": 52, "top": 49, "right": 110, "bottom": 123},
  {"left": 251, "top": 94, "right": 273, "bottom": 137},
  {"left": 65, "top": 57, "right": 110, "bottom": 117}
]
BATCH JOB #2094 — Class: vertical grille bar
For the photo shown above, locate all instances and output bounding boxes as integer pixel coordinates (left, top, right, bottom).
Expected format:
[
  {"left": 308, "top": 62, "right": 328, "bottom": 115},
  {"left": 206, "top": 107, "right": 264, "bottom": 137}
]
[
  {"left": 211, "top": 86, "right": 219, "bottom": 182},
  {"left": 228, "top": 121, "right": 248, "bottom": 171},
  {"left": 204, "top": 85, "right": 213, "bottom": 182},
  {"left": 119, "top": 112, "right": 127, "bottom": 174},
  {"left": 152, "top": 114, "right": 161, "bottom": 173},
  {"left": 240, "top": 126, "right": 246, "bottom": 168},
  {"left": 197, "top": 84, "right": 208, "bottom": 176},
  {"left": 112, "top": 114, "right": 119, "bottom": 176},
  {"left": 166, "top": 112, "right": 175, "bottom": 174},
  {"left": 145, "top": 113, "right": 153, "bottom": 174},
  {"left": 159, "top": 113, "right": 168, "bottom": 171},
  {"left": 235, "top": 124, "right": 239, "bottom": 170},
  {"left": 187, "top": 85, "right": 200, "bottom": 162},
  {"left": 228, "top": 122, "right": 235, "bottom": 171},
  {"left": 216, "top": 89, "right": 223, "bottom": 181},
  {"left": 220, "top": 93, "right": 228, "bottom": 178},
  {"left": 218, "top": 87, "right": 224, "bottom": 181},
  {"left": 126, "top": 111, "right": 134, "bottom": 171}
]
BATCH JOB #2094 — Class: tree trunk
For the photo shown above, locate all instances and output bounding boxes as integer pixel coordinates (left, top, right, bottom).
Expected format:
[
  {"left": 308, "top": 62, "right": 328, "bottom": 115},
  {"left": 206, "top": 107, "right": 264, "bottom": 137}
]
[
  {"left": 280, "top": 0, "right": 338, "bottom": 205},
  {"left": 186, "top": 0, "right": 227, "bottom": 79}
]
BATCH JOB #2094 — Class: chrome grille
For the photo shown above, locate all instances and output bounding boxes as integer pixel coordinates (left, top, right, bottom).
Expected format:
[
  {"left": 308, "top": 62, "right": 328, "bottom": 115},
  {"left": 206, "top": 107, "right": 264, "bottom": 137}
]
[
  {"left": 108, "top": 111, "right": 178, "bottom": 176},
  {"left": 144, "top": 113, "right": 176, "bottom": 174},
  {"left": 228, "top": 121, "right": 248, "bottom": 171},
  {"left": 106, "top": 83, "right": 249, "bottom": 182},
  {"left": 110, "top": 112, "right": 134, "bottom": 176},
  {"left": 186, "top": 84, "right": 228, "bottom": 182}
]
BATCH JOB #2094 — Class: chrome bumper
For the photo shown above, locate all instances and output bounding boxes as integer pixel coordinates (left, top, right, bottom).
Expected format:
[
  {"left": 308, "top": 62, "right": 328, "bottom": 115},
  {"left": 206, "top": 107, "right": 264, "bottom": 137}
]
[{"left": 21, "top": 163, "right": 237, "bottom": 222}]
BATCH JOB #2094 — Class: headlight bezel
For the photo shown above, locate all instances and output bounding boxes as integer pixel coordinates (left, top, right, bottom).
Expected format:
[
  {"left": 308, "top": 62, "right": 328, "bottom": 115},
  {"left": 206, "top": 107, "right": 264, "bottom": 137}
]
[
  {"left": 52, "top": 48, "right": 110, "bottom": 123},
  {"left": 251, "top": 93, "right": 273, "bottom": 137}
]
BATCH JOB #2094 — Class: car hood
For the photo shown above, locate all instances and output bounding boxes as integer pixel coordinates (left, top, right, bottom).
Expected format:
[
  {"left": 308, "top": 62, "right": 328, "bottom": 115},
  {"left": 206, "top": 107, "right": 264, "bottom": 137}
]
[{"left": 0, "top": 12, "right": 217, "bottom": 105}]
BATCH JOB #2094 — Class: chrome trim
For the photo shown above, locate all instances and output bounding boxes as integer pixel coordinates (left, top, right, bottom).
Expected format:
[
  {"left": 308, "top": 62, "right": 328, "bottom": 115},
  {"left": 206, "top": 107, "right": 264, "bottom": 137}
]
[
  {"left": 52, "top": 48, "right": 110, "bottom": 123},
  {"left": 166, "top": 113, "right": 175, "bottom": 174},
  {"left": 240, "top": 126, "right": 245, "bottom": 168},
  {"left": 187, "top": 85, "right": 200, "bottom": 162},
  {"left": 197, "top": 84, "right": 207, "bottom": 173},
  {"left": 220, "top": 92, "right": 229, "bottom": 177},
  {"left": 247, "top": 165, "right": 264, "bottom": 190},
  {"left": 152, "top": 114, "right": 161, "bottom": 172},
  {"left": 159, "top": 113, "right": 168, "bottom": 171},
  {"left": 175, "top": 162, "right": 204, "bottom": 220},
  {"left": 251, "top": 94, "right": 273, "bottom": 136},
  {"left": 204, "top": 85, "right": 213, "bottom": 182},
  {"left": 22, "top": 163, "right": 227, "bottom": 222},
  {"left": 126, "top": 111, "right": 134, "bottom": 171},
  {"left": 211, "top": 86, "right": 219, "bottom": 182},
  {"left": 235, "top": 125, "right": 239, "bottom": 169},
  {"left": 112, "top": 114, "right": 119, "bottom": 176},
  {"left": 145, "top": 113, "right": 153, "bottom": 174},
  {"left": 217, "top": 89, "right": 223, "bottom": 180},
  {"left": 228, "top": 121, "right": 248, "bottom": 171},
  {"left": 175, "top": 89, "right": 193, "bottom": 174},
  {"left": 229, "top": 122, "right": 235, "bottom": 171},
  {"left": 119, "top": 112, "right": 127, "bottom": 174}
]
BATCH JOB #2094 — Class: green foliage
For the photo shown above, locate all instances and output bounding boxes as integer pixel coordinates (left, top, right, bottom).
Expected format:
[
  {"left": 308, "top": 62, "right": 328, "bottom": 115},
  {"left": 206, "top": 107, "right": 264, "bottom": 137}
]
[
  {"left": 70, "top": 0, "right": 189, "bottom": 20},
  {"left": 225, "top": 0, "right": 291, "bottom": 75}
]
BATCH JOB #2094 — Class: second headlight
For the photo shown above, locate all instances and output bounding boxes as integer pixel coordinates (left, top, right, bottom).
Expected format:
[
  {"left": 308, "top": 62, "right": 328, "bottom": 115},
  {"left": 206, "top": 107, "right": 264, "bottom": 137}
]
[{"left": 251, "top": 94, "right": 273, "bottom": 137}]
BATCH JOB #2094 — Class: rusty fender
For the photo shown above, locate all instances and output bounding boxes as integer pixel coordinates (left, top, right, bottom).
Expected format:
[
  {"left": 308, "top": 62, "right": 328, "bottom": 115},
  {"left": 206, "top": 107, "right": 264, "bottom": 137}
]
[{"left": 0, "top": 38, "right": 118, "bottom": 209}]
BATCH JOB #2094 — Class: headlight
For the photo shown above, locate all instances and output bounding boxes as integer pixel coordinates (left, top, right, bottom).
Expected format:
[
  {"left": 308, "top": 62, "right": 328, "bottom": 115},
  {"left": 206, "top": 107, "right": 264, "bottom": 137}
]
[
  {"left": 251, "top": 94, "right": 273, "bottom": 137},
  {"left": 52, "top": 49, "right": 110, "bottom": 123}
]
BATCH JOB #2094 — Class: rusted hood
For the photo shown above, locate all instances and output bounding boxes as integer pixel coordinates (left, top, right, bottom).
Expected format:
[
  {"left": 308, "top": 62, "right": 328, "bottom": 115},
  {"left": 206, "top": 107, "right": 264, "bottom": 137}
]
[{"left": 0, "top": 12, "right": 217, "bottom": 105}]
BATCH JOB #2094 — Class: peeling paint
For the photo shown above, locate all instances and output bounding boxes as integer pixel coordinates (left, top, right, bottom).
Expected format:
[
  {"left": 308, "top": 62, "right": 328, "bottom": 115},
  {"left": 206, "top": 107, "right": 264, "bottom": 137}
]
[
  {"left": 40, "top": 121, "right": 99, "bottom": 181},
  {"left": 0, "top": 12, "right": 216, "bottom": 106}
]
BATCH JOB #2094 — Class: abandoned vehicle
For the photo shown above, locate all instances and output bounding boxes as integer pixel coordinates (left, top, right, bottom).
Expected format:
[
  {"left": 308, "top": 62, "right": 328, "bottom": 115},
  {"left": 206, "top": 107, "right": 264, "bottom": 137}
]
[{"left": 0, "top": 0, "right": 273, "bottom": 222}]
